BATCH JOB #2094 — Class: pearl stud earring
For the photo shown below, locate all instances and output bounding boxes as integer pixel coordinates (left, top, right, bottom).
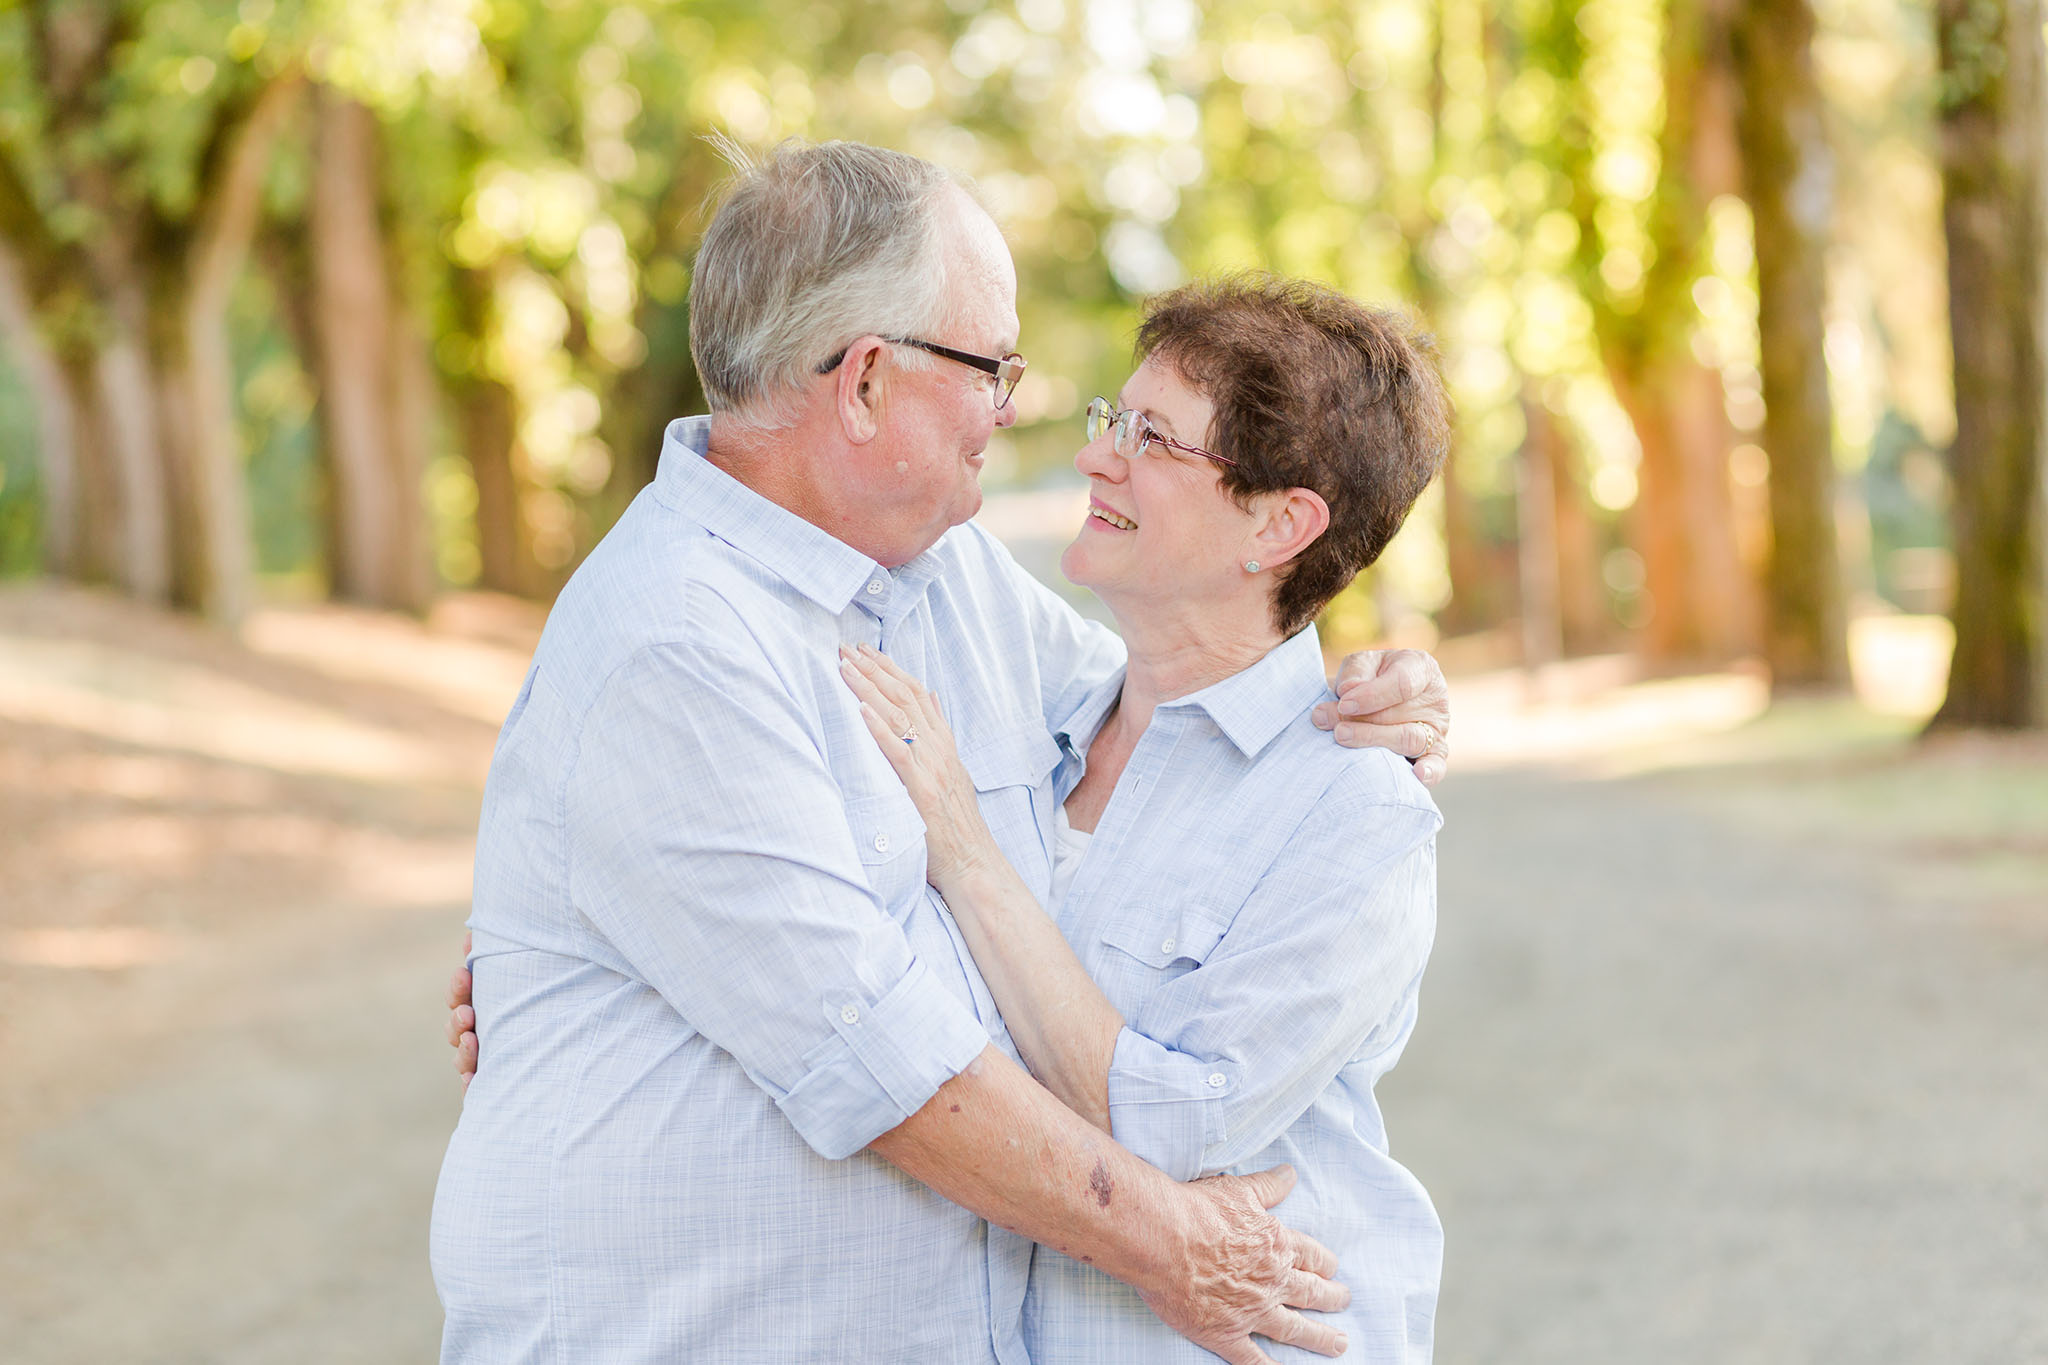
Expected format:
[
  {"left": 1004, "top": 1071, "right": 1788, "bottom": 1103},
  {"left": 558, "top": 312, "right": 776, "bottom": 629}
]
[{"left": 1243, "top": 560, "right": 1260, "bottom": 573}]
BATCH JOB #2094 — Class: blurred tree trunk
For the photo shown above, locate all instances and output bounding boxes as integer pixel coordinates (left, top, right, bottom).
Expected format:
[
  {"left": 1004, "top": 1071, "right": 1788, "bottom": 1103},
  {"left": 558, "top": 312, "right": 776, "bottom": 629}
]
[
  {"left": 1610, "top": 356, "right": 1751, "bottom": 661},
  {"left": 1733, "top": 0, "right": 1850, "bottom": 692},
  {"left": 0, "top": 239, "right": 76, "bottom": 573},
  {"left": 1436, "top": 448, "right": 1495, "bottom": 634},
  {"left": 309, "top": 89, "right": 431, "bottom": 611},
  {"left": 0, "top": 4, "right": 295, "bottom": 623},
  {"left": 1506, "top": 0, "right": 1611, "bottom": 659},
  {"left": 448, "top": 263, "right": 541, "bottom": 597},
  {"left": 154, "top": 73, "right": 298, "bottom": 623},
  {"left": 4, "top": 5, "right": 169, "bottom": 599},
  {"left": 90, "top": 278, "right": 170, "bottom": 600},
  {"left": 1596, "top": 0, "right": 1756, "bottom": 666},
  {"left": 1931, "top": 0, "right": 2047, "bottom": 729},
  {"left": 594, "top": 294, "right": 704, "bottom": 530},
  {"left": 459, "top": 372, "right": 532, "bottom": 597},
  {"left": 65, "top": 347, "right": 152, "bottom": 588},
  {"left": 1551, "top": 424, "right": 1609, "bottom": 656},
  {"left": 388, "top": 308, "right": 437, "bottom": 604},
  {"left": 585, "top": 154, "right": 719, "bottom": 541},
  {"left": 1520, "top": 390, "right": 1610, "bottom": 659},
  {"left": 1517, "top": 389, "right": 1564, "bottom": 669},
  {"left": 1410, "top": 2, "right": 1492, "bottom": 636}
]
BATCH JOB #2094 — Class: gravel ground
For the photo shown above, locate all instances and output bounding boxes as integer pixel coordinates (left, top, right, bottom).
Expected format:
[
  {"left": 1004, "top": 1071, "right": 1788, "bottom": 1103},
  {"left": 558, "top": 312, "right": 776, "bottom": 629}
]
[
  {"left": 2, "top": 584, "right": 2042, "bottom": 1363},
  {"left": 1388, "top": 768, "right": 2048, "bottom": 1365}
]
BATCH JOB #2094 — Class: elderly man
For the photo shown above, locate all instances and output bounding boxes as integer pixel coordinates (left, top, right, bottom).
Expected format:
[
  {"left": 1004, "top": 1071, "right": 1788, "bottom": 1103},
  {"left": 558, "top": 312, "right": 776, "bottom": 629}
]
[{"left": 431, "top": 141, "right": 1449, "bottom": 1365}]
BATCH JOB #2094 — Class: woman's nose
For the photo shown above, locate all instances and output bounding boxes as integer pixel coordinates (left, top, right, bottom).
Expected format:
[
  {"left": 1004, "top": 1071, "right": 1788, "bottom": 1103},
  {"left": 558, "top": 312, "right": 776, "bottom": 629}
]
[{"left": 1073, "top": 430, "right": 1126, "bottom": 480}]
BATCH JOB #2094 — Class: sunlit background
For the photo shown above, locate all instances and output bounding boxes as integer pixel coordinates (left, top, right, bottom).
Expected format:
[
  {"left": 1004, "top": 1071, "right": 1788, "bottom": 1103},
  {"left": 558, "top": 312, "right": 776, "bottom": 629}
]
[
  {"left": 1, "top": 1, "right": 2044, "bottom": 1361},
  {"left": 0, "top": 0, "right": 1979, "bottom": 656}
]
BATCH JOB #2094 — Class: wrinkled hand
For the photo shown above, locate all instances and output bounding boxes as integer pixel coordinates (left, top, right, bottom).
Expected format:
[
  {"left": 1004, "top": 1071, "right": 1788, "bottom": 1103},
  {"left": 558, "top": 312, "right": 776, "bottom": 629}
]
[
  {"left": 839, "top": 644, "right": 999, "bottom": 889},
  {"left": 1141, "top": 1165, "right": 1351, "bottom": 1364},
  {"left": 448, "top": 930, "right": 477, "bottom": 1088},
  {"left": 1312, "top": 648, "right": 1451, "bottom": 787}
]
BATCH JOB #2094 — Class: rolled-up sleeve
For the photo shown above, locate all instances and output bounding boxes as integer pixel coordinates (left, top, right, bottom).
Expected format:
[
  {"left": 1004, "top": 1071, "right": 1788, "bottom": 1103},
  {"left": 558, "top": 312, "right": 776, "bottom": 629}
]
[
  {"left": 1105, "top": 783, "right": 1441, "bottom": 1180},
  {"left": 566, "top": 638, "right": 988, "bottom": 1161},
  {"left": 777, "top": 956, "right": 989, "bottom": 1158},
  {"left": 1105, "top": 1028, "right": 1233, "bottom": 1181}
]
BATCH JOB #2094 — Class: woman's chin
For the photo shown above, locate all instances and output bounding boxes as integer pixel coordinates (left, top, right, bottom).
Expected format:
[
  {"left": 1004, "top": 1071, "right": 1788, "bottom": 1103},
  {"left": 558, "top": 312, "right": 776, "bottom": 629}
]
[{"left": 1058, "top": 537, "right": 1096, "bottom": 587}]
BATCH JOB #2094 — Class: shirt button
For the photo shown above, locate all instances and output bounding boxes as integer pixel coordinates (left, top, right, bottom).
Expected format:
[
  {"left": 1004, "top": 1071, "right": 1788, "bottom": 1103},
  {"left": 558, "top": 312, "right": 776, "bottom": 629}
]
[
  {"left": 874, "top": 832, "right": 890, "bottom": 853},
  {"left": 841, "top": 1004, "right": 861, "bottom": 1025},
  {"left": 1160, "top": 937, "right": 1177, "bottom": 954},
  {"left": 1207, "top": 1073, "right": 1226, "bottom": 1089},
  {"left": 865, "top": 579, "right": 885, "bottom": 595}
]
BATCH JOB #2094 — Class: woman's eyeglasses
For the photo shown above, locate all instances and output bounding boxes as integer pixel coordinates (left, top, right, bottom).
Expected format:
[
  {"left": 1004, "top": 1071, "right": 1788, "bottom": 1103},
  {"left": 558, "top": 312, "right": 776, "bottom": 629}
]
[
  {"left": 1084, "top": 396, "right": 1237, "bottom": 468},
  {"left": 817, "top": 337, "right": 1027, "bottom": 409}
]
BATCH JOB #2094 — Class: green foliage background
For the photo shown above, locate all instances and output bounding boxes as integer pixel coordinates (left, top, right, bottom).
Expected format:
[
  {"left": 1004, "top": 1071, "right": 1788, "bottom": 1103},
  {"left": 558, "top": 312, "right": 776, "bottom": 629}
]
[{"left": 0, "top": 0, "right": 1961, "bottom": 644}]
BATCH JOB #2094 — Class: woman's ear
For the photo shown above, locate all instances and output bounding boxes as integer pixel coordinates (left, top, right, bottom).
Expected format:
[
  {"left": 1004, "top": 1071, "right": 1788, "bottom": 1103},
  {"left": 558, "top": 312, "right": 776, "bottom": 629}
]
[
  {"left": 834, "top": 336, "right": 890, "bottom": 444},
  {"left": 1246, "top": 487, "right": 1331, "bottom": 570}
]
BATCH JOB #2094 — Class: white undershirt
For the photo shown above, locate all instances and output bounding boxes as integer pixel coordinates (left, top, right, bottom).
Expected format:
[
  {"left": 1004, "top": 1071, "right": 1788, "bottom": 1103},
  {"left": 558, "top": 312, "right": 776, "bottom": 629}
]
[{"left": 1048, "top": 804, "right": 1093, "bottom": 915}]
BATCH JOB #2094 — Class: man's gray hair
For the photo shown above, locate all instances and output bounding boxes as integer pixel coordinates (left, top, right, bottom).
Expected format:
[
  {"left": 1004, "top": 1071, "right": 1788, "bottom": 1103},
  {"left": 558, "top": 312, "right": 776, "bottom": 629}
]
[{"left": 690, "top": 139, "right": 961, "bottom": 425}]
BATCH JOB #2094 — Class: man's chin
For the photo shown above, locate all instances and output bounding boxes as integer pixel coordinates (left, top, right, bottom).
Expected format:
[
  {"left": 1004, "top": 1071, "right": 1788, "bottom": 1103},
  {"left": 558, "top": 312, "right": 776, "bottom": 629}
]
[{"left": 954, "top": 483, "right": 985, "bottom": 524}]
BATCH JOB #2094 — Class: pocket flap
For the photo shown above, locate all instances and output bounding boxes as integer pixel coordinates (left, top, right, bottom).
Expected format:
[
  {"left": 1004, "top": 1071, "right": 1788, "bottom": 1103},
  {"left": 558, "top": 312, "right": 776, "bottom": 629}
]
[
  {"left": 1101, "top": 903, "right": 1231, "bottom": 969},
  {"left": 957, "top": 725, "right": 1062, "bottom": 794},
  {"left": 843, "top": 788, "right": 926, "bottom": 866}
]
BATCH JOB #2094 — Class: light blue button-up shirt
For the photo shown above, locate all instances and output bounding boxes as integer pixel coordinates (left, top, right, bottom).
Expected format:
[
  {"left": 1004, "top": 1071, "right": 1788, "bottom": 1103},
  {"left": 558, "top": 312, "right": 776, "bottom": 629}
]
[
  {"left": 430, "top": 416, "right": 1121, "bottom": 1364},
  {"left": 1024, "top": 624, "right": 1444, "bottom": 1365}
]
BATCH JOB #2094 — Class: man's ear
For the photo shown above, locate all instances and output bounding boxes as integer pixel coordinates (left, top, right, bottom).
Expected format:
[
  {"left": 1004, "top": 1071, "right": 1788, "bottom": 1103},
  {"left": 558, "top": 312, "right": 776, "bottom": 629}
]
[
  {"left": 834, "top": 336, "right": 890, "bottom": 444},
  {"left": 1246, "top": 487, "right": 1331, "bottom": 570}
]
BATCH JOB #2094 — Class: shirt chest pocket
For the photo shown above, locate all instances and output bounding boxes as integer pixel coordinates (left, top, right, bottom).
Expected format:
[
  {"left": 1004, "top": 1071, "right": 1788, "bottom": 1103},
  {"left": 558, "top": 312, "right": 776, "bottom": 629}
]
[
  {"left": 842, "top": 787, "right": 928, "bottom": 916},
  {"left": 1097, "top": 902, "right": 1234, "bottom": 992},
  {"left": 958, "top": 726, "right": 1062, "bottom": 900}
]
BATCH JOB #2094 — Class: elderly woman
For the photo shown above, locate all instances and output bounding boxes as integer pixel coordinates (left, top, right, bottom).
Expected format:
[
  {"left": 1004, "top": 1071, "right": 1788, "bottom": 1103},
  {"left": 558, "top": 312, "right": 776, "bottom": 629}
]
[{"left": 839, "top": 274, "right": 1450, "bottom": 1364}]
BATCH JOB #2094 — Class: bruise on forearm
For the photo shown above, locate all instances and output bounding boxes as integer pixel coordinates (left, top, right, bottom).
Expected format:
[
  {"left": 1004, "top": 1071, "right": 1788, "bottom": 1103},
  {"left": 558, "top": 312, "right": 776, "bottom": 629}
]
[{"left": 877, "top": 1050, "right": 1348, "bottom": 1361}]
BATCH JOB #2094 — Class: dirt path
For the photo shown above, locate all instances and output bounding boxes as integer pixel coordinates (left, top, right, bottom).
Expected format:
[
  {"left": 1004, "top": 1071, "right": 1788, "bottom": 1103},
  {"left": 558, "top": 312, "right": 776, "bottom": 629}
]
[
  {"left": 0, "top": 586, "right": 509, "bottom": 1363},
  {"left": 2, "top": 585, "right": 2042, "bottom": 1362},
  {"left": 1390, "top": 767, "right": 2048, "bottom": 1364}
]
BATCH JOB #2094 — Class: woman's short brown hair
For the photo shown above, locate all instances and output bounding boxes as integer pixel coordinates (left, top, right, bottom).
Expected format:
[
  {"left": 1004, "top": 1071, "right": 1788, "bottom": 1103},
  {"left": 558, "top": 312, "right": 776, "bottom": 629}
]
[{"left": 1134, "top": 273, "right": 1452, "bottom": 635}]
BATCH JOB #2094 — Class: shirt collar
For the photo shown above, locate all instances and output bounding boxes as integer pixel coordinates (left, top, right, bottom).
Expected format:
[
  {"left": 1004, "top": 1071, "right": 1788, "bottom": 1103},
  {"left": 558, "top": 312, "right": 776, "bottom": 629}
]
[
  {"left": 651, "top": 416, "right": 939, "bottom": 616},
  {"left": 1160, "top": 622, "right": 1332, "bottom": 758},
  {"left": 1059, "top": 663, "right": 1127, "bottom": 755}
]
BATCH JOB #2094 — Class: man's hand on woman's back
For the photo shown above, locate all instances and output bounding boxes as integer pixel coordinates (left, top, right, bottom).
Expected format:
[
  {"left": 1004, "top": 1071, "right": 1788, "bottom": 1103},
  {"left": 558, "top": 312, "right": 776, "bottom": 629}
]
[
  {"left": 1315, "top": 647, "right": 1451, "bottom": 786},
  {"left": 448, "top": 931, "right": 477, "bottom": 1087}
]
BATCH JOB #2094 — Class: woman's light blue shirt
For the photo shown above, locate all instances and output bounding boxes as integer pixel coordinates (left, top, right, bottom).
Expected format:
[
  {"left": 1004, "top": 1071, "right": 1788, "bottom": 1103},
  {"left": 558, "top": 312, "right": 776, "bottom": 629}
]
[{"left": 1025, "top": 623, "right": 1444, "bottom": 1364}]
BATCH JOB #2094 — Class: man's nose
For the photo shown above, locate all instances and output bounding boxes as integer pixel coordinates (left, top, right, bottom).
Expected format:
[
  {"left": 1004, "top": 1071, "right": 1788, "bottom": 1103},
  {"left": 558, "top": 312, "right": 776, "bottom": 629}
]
[{"left": 994, "top": 395, "right": 1018, "bottom": 430}]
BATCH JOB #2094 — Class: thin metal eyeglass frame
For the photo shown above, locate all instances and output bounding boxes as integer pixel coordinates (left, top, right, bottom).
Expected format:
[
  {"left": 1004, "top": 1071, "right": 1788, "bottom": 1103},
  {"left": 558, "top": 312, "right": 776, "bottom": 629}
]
[
  {"left": 815, "top": 337, "right": 1027, "bottom": 408},
  {"left": 1084, "top": 396, "right": 1238, "bottom": 468}
]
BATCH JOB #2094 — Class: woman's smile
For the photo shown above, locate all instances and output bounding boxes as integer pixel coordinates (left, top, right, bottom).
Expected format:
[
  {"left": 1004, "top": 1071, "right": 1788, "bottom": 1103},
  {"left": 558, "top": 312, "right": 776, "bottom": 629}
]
[{"left": 1085, "top": 498, "right": 1137, "bottom": 532}]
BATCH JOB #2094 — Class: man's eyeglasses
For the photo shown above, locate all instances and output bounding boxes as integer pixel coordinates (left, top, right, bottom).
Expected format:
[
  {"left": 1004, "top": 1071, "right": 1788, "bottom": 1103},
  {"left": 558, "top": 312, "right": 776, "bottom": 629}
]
[
  {"left": 1084, "top": 396, "right": 1238, "bottom": 468},
  {"left": 817, "top": 337, "right": 1027, "bottom": 409}
]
